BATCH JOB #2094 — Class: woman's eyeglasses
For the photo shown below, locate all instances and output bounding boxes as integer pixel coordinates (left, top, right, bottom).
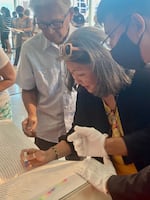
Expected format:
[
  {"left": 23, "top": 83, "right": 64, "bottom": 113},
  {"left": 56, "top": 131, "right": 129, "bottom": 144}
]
[{"left": 60, "top": 43, "right": 80, "bottom": 57}]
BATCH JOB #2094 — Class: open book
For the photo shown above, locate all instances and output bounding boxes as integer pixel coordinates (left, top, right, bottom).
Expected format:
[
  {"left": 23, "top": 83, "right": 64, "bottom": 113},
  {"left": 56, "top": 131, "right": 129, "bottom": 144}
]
[
  {"left": 0, "top": 121, "right": 87, "bottom": 200},
  {"left": 0, "top": 121, "right": 111, "bottom": 200}
]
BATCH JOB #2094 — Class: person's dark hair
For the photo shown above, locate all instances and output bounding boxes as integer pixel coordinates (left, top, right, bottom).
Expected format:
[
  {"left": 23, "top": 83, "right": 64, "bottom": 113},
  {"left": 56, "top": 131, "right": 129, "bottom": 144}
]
[
  {"left": 16, "top": 5, "right": 24, "bottom": 14},
  {"left": 1, "top": 7, "right": 11, "bottom": 17},
  {"left": 74, "top": 7, "right": 79, "bottom": 13},
  {"left": 12, "top": 11, "right": 17, "bottom": 18},
  {"left": 24, "top": 9, "right": 30, "bottom": 17},
  {"left": 97, "top": 0, "right": 150, "bottom": 25},
  {"left": 61, "top": 26, "right": 131, "bottom": 97}
]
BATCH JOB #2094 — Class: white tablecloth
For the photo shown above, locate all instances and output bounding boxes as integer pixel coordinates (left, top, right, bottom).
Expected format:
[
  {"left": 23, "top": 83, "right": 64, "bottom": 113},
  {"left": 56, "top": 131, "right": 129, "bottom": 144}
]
[{"left": 0, "top": 120, "right": 37, "bottom": 184}]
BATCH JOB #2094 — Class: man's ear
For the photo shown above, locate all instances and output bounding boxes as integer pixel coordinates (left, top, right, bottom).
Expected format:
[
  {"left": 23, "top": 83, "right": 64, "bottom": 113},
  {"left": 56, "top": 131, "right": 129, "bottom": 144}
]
[{"left": 128, "top": 13, "right": 145, "bottom": 44}]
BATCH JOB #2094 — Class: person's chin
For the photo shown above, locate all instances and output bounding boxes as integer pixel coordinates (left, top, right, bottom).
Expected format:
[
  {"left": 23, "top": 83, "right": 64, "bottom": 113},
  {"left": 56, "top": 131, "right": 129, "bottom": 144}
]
[{"left": 85, "top": 87, "right": 93, "bottom": 94}]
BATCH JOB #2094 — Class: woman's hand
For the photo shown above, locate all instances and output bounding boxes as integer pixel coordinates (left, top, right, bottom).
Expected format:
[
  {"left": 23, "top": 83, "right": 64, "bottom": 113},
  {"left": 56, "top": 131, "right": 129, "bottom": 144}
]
[{"left": 20, "top": 148, "right": 51, "bottom": 170}]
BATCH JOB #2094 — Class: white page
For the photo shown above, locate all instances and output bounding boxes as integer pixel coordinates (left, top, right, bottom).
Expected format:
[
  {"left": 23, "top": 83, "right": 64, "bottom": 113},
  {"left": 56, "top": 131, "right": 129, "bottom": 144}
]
[
  {"left": 0, "top": 160, "right": 86, "bottom": 200},
  {"left": 0, "top": 120, "right": 37, "bottom": 184}
]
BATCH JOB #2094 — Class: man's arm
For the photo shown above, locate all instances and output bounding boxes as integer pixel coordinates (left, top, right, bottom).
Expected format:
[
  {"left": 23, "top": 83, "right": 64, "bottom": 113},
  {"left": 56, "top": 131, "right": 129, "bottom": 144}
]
[
  {"left": 107, "top": 165, "right": 150, "bottom": 200},
  {"left": 22, "top": 89, "right": 38, "bottom": 137},
  {"left": 22, "top": 89, "right": 37, "bottom": 117}
]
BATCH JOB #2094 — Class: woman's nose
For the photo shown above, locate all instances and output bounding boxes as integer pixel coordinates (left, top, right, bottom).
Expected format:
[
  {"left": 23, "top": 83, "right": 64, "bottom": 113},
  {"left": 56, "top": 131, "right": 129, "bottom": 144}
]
[{"left": 74, "top": 76, "right": 82, "bottom": 85}]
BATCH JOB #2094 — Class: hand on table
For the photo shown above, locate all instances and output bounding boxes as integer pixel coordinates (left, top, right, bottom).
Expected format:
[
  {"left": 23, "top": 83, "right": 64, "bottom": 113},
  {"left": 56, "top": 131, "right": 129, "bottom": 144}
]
[
  {"left": 68, "top": 126, "right": 108, "bottom": 157},
  {"left": 20, "top": 148, "right": 50, "bottom": 170}
]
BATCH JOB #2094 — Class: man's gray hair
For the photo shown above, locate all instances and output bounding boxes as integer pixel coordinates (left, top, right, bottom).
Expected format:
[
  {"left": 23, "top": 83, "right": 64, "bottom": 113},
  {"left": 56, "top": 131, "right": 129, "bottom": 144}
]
[
  {"left": 30, "top": 0, "right": 71, "bottom": 13},
  {"left": 62, "top": 26, "right": 131, "bottom": 97}
]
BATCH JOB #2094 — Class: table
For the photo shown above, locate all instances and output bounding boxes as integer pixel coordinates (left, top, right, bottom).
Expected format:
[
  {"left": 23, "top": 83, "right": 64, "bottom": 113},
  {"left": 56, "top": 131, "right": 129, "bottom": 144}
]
[
  {"left": 0, "top": 121, "right": 112, "bottom": 200},
  {"left": 0, "top": 120, "right": 37, "bottom": 184}
]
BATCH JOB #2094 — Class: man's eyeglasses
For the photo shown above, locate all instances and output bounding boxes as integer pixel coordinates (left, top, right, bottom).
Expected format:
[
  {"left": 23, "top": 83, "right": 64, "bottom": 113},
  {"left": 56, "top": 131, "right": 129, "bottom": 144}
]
[
  {"left": 37, "top": 12, "right": 69, "bottom": 30},
  {"left": 60, "top": 43, "right": 80, "bottom": 57}
]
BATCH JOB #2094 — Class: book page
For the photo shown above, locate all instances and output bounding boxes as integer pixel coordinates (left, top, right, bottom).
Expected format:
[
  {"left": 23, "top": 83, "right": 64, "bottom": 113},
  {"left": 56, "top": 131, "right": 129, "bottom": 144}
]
[
  {"left": 0, "top": 120, "right": 38, "bottom": 184},
  {"left": 0, "top": 160, "right": 86, "bottom": 200}
]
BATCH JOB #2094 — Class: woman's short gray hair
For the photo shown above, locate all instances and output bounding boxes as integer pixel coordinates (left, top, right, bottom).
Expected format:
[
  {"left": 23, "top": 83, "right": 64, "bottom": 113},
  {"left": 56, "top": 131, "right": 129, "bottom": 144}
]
[
  {"left": 62, "top": 26, "right": 131, "bottom": 97},
  {"left": 30, "top": 0, "right": 71, "bottom": 14}
]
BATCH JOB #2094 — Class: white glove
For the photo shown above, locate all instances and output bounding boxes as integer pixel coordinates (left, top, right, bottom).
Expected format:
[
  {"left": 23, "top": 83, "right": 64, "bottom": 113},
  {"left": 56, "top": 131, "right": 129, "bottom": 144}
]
[
  {"left": 67, "top": 126, "right": 108, "bottom": 157},
  {"left": 76, "top": 157, "right": 116, "bottom": 194}
]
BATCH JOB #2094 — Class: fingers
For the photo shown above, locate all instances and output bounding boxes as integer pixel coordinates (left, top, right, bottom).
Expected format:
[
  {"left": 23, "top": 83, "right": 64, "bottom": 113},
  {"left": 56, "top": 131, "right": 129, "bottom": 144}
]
[
  {"left": 74, "top": 125, "right": 93, "bottom": 136},
  {"left": 103, "top": 157, "right": 112, "bottom": 165},
  {"left": 67, "top": 132, "right": 79, "bottom": 142},
  {"left": 73, "top": 139, "right": 85, "bottom": 156},
  {"left": 103, "top": 156, "right": 115, "bottom": 168},
  {"left": 75, "top": 126, "right": 108, "bottom": 142},
  {"left": 67, "top": 133, "right": 86, "bottom": 156},
  {"left": 20, "top": 149, "right": 38, "bottom": 168},
  {"left": 67, "top": 126, "right": 93, "bottom": 142},
  {"left": 21, "top": 149, "right": 37, "bottom": 161},
  {"left": 74, "top": 126, "right": 100, "bottom": 140}
]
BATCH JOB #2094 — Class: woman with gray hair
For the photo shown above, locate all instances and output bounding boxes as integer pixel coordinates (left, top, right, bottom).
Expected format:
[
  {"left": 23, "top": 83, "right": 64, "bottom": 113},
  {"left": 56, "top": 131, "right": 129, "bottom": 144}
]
[{"left": 21, "top": 27, "right": 150, "bottom": 178}]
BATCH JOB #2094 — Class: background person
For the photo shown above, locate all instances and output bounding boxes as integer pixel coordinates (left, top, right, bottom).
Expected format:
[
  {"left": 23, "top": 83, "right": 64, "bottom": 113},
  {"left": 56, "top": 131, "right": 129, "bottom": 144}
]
[
  {"left": 71, "top": 7, "right": 85, "bottom": 28},
  {"left": 1, "top": 7, "right": 11, "bottom": 53},
  {"left": 13, "top": 5, "right": 32, "bottom": 66},
  {"left": 11, "top": 11, "right": 17, "bottom": 49},
  {"left": 24, "top": 9, "right": 31, "bottom": 17}
]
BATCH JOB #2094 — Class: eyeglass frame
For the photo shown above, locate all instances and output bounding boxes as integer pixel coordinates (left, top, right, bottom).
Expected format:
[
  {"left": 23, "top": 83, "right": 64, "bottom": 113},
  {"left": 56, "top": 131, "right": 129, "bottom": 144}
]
[
  {"left": 101, "top": 15, "right": 131, "bottom": 49},
  {"left": 59, "top": 43, "right": 80, "bottom": 57},
  {"left": 36, "top": 10, "right": 70, "bottom": 30}
]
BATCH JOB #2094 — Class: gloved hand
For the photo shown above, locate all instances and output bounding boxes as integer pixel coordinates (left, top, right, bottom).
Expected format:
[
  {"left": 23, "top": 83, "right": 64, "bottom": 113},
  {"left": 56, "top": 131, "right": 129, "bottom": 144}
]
[
  {"left": 76, "top": 157, "right": 116, "bottom": 194},
  {"left": 67, "top": 126, "right": 108, "bottom": 157}
]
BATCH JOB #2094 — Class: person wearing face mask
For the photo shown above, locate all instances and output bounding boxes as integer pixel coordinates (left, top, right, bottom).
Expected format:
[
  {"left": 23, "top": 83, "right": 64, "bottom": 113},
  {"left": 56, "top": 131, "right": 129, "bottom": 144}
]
[
  {"left": 12, "top": 5, "right": 32, "bottom": 66},
  {"left": 97, "top": 0, "right": 149, "bottom": 70}
]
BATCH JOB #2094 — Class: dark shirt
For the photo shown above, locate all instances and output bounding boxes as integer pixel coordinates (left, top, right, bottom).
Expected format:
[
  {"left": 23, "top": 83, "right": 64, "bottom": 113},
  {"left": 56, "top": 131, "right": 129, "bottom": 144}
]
[{"left": 72, "top": 13, "right": 85, "bottom": 27}]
